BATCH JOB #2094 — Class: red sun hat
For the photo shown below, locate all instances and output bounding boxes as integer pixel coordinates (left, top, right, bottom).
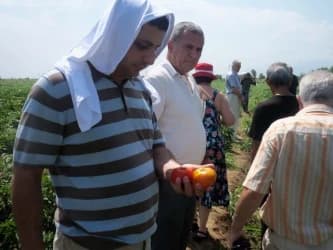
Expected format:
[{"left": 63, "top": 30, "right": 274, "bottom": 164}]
[{"left": 193, "top": 62, "right": 217, "bottom": 80}]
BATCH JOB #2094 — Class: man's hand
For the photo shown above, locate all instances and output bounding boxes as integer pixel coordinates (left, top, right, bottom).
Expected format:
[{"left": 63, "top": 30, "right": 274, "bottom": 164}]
[
  {"left": 227, "top": 188, "right": 266, "bottom": 248},
  {"left": 166, "top": 163, "right": 215, "bottom": 197},
  {"left": 169, "top": 175, "right": 201, "bottom": 197},
  {"left": 232, "top": 87, "right": 241, "bottom": 96}
]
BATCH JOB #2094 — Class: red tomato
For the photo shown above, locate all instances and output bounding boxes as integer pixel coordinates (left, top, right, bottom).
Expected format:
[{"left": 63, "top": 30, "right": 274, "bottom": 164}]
[
  {"left": 192, "top": 166, "right": 217, "bottom": 189},
  {"left": 171, "top": 167, "right": 193, "bottom": 183}
]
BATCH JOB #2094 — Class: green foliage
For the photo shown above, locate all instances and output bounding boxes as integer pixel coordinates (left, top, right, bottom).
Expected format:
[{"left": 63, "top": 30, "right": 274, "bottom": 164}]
[
  {"left": 0, "top": 79, "right": 56, "bottom": 249},
  {"left": 212, "top": 78, "right": 225, "bottom": 93},
  {"left": 317, "top": 65, "right": 333, "bottom": 73},
  {"left": 0, "top": 81, "right": 35, "bottom": 248},
  {"left": 0, "top": 80, "right": 34, "bottom": 154},
  {"left": 0, "top": 155, "right": 56, "bottom": 249},
  {"left": 228, "top": 185, "right": 242, "bottom": 216}
]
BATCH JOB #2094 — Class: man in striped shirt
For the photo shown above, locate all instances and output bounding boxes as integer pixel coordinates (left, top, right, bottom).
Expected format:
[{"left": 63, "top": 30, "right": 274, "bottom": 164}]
[
  {"left": 11, "top": 1, "right": 205, "bottom": 250},
  {"left": 228, "top": 70, "right": 333, "bottom": 249}
]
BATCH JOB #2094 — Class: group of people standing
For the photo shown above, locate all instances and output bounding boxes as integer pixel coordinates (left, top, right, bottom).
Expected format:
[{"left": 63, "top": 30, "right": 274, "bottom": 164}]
[{"left": 10, "top": 0, "right": 333, "bottom": 250}]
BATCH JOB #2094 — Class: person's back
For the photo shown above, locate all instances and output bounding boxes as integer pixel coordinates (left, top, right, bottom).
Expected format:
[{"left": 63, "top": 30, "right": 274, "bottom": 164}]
[
  {"left": 248, "top": 95, "right": 299, "bottom": 141},
  {"left": 260, "top": 109, "right": 333, "bottom": 246},
  {"left": 249, "top": 63, "right": 299, "bottom": 160}
]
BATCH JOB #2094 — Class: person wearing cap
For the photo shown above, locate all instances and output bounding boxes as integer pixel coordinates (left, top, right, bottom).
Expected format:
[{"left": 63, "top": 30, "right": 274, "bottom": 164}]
[
  {"left": 11, "top": 1, "right": 206, "bottom": 249},
  {"left": 144, "top": 22, "right": 207, "bottom": 250},
  {"left": 192, "top": 63, "right": 235, "bottom": 241},
  {"left": 225, "top": 60, "right": 243, "bottom": 137}
]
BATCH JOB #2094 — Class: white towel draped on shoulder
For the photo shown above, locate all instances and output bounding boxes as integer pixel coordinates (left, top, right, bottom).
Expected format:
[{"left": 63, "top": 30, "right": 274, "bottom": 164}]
[{"left": 55, "top": 0, "right": 174, "bottom": 132}]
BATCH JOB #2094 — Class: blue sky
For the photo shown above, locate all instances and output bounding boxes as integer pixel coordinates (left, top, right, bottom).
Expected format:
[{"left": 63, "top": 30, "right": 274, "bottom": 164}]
[{"left": 1, "top": 0, "right": 332, "bottom": 78}]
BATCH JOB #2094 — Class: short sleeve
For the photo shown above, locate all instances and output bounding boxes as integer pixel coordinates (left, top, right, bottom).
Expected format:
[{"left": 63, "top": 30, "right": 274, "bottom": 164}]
[{"left": 13, "top": 77, "right": 65, "bottom": 168}]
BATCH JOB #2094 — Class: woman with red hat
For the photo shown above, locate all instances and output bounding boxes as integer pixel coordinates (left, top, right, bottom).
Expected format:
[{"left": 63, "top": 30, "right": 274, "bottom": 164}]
[{"left": 192, "top": 62, "right": 235, "bottom": 241}]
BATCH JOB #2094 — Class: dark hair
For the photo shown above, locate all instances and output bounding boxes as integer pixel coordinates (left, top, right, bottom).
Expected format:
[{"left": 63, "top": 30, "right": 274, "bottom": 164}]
[
  {"left": 194, "top": 76, "right": 213, "bottom": 84},
  {"left": 147, "top": 16, "right": 169, "bottom": 31}
]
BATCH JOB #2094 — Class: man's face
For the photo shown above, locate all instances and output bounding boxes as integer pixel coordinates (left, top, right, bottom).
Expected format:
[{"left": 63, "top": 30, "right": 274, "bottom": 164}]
[
  {"left": 112, "top": 23, "right": 166, "bottom": 81},
  {"left": 168, "top": 31, "right": 204, "bottom": 75},
  {"left": 233, "top": 63, "right": 241, "bottom": 73}
]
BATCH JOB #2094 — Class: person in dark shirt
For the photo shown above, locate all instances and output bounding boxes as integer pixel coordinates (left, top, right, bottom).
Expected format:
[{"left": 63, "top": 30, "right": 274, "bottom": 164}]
[
  {"left": 248, "top": 62, "right": 299, "bottom": 161},
  {"left": 288, "top": 66, "right": 299, "bottom": 95}
]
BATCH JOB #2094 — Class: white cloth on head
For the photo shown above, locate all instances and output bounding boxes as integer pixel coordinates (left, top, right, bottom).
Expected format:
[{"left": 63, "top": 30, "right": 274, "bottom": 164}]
[{"left": 55, "top": 0, "right": 174, "bottom": 132}]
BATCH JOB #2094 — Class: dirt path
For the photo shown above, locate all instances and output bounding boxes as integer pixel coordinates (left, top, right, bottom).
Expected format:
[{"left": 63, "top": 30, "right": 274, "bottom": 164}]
[{"left": 187, "top": 146, "right": 251, "bottom": 250}]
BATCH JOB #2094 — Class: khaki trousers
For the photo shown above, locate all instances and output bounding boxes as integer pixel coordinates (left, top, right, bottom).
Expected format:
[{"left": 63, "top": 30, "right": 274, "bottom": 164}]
[
  {"left": 262, "top": 229, "right": 333, "bottom": 250},
  {"left": 53, "top": 229, "right": 151, "bottom": 250}
]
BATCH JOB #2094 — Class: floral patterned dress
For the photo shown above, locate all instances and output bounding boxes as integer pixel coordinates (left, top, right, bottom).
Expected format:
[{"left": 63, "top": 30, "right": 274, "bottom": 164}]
[{"left": 200, "top": 89, "right": 229, "bottom": 208}]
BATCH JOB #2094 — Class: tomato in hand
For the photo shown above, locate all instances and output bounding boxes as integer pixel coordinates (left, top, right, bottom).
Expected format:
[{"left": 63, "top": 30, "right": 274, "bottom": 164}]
[
  {"left": 171, "top": 167, "right": 194, "bottom": 184},
  {"left": 192, "top": 165, "right": 217, "bottom": 189}
]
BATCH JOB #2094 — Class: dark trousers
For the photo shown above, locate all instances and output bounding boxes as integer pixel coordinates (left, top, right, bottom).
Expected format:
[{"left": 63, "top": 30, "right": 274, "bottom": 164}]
[{"left": 151, "top": 180, "right": 196, "bottom": 250}]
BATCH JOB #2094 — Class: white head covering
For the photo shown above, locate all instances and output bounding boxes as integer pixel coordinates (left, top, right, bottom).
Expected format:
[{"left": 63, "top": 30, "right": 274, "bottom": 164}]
[{"left": 55, "top": 0, "right": 174, "bottom": 132}]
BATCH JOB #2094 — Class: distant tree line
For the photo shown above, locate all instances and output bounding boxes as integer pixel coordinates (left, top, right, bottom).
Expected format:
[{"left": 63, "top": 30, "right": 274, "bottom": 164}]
[{"left": 256, "top": 65, "right": 333, "bottom": 81}]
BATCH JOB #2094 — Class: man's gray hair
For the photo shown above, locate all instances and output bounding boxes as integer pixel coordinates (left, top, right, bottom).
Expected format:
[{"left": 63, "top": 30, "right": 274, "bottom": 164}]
[
  {"left": 232, "top": 60, "right": 241, "bottom": 67},
  {"left": 299, "top": 70, "right": 333, "bottom": 106},
  {"left": 266, "top": 62, "right": 291, "bottom": 87},
  {"left": 169, "top": 21, "right": 204, "bottom": 42}
]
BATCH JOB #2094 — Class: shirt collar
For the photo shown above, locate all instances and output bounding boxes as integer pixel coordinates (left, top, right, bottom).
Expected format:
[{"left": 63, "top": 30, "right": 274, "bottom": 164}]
[
  {"left": 163, "top": 59, "right": 190, "bottom": 78},
  {"left": 297, "top": 104, "right": 333, "bottom": 116}
]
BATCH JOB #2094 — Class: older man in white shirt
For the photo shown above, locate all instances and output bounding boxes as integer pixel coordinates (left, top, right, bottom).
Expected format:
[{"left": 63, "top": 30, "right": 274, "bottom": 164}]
[{"left": 144, "top": 21, "right": 206, "bottom": 250}]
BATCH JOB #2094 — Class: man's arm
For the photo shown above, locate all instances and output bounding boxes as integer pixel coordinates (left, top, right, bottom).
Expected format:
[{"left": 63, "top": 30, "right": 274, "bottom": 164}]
[
  {"left": 250, "top": 139, "right": 261, "bottom": 162},
  {"left": 12, "top": 166, "right": 45, "bottom": 250},
  {"left": 228, "top": 187, "right": 265, "bottom": 247},
  {"left": 153, "top": 145, "right": 180, "bottom": 180}
]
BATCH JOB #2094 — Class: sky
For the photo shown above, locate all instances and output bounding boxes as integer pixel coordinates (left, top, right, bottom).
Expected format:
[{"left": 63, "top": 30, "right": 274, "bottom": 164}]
[{"left": 1, "top": 0, "right": 333, "bottom": 78}]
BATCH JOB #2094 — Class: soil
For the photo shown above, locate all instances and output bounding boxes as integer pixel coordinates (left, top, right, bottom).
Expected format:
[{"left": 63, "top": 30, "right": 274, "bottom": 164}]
[{"left": 187, "top": 146, "right": 252, "bottom": 250}]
